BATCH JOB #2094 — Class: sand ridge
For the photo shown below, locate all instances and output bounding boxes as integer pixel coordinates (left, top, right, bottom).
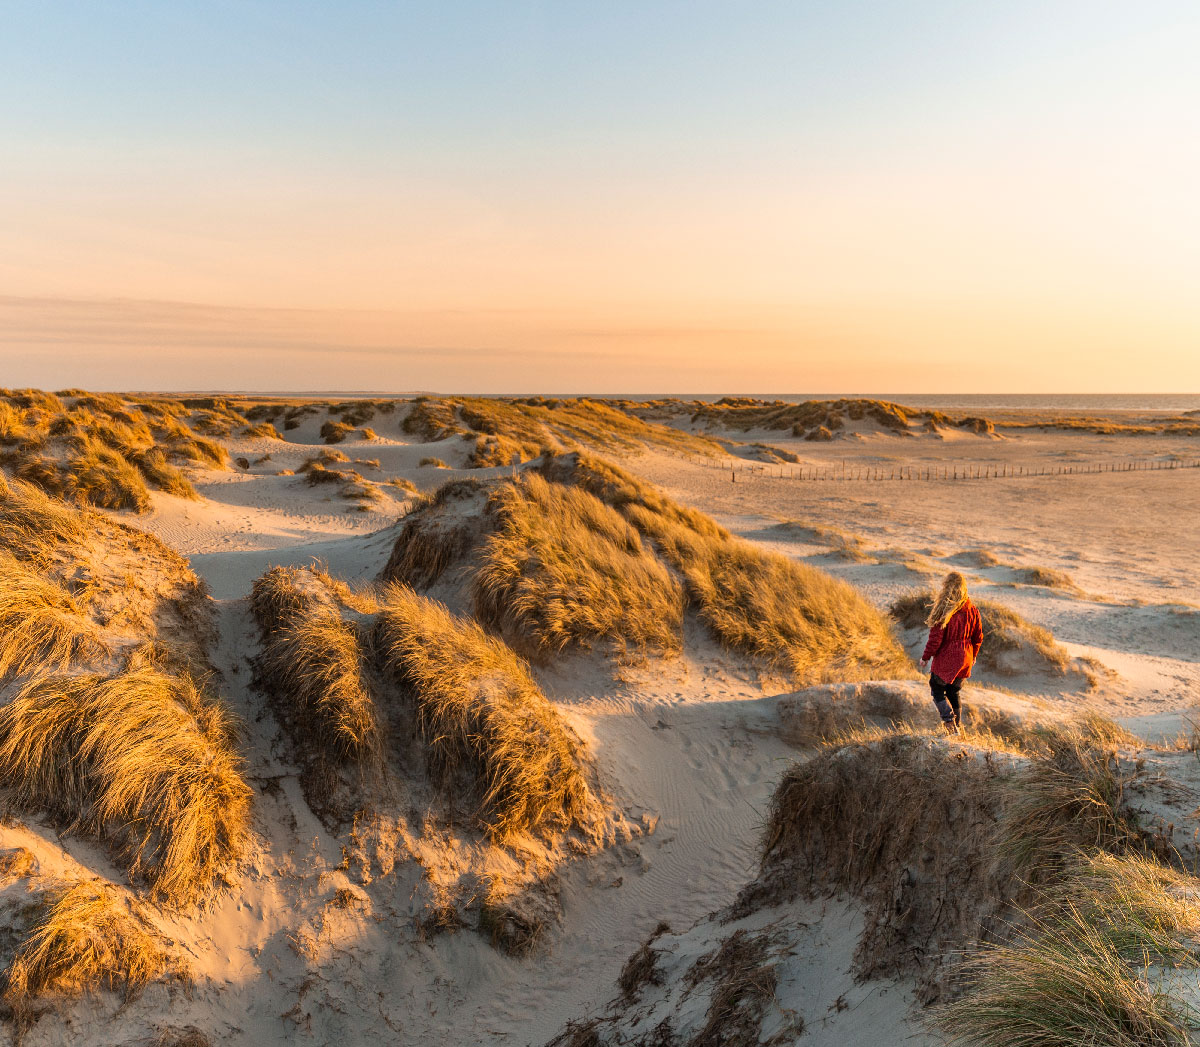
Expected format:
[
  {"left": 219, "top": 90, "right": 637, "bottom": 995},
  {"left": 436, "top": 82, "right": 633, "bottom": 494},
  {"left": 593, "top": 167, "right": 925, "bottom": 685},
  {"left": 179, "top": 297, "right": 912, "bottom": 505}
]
[{"left": 0, "top": 398, "right": 1197, "bottom": 1044}]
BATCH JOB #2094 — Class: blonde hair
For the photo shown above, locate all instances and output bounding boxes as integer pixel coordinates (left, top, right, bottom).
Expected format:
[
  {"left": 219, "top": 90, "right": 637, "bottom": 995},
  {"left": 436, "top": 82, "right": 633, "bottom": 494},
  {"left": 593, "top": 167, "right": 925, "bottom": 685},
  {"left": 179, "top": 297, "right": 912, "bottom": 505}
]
[{"left": 927, "top": 572, "right": 969, "bottom": 627}]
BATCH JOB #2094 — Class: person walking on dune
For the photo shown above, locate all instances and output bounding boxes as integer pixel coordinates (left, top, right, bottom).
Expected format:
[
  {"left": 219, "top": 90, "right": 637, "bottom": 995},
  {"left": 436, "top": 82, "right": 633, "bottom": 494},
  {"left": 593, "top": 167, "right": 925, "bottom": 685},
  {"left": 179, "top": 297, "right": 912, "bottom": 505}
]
[{"left": 919, "top": 572, "right": 983, "bottom": 735}]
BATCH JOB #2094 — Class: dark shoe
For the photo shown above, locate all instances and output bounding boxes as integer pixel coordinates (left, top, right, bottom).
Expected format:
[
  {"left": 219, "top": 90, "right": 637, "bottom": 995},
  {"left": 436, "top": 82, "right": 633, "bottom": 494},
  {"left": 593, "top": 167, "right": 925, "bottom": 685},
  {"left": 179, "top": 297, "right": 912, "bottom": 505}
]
[{"left": 942, "top": 721, "right": 960, "bottom": 737}]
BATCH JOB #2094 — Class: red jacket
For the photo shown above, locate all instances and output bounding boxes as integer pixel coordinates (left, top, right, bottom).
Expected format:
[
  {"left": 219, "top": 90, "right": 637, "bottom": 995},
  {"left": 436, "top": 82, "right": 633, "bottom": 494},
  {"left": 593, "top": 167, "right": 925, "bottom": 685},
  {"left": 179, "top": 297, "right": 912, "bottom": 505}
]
[{"left": 922, "top": 599, "right": 984, "bottom": 683}]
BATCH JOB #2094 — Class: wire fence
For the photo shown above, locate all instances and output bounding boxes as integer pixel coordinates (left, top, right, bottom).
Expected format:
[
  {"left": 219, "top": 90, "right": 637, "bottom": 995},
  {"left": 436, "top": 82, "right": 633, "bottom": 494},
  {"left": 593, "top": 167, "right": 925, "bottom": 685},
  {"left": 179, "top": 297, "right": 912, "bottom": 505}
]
[{"left": 705, "top": 457, "right": 1200, "bottom": 483}]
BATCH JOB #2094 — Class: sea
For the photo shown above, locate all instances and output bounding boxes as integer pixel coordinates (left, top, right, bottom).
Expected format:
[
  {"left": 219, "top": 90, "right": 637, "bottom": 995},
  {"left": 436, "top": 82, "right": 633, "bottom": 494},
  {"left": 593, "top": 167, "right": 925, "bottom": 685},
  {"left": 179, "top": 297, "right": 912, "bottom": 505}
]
[{"left": 618, "top": 394, "right": 1200, "bottom": 413}]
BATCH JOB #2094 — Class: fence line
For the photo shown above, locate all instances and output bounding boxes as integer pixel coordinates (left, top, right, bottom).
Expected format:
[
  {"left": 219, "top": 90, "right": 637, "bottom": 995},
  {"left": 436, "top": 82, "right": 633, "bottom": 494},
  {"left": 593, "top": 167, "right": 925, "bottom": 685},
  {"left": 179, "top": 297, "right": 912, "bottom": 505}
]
[{"left": 702, "top": 457, "right": 1200, "bottom": 484}]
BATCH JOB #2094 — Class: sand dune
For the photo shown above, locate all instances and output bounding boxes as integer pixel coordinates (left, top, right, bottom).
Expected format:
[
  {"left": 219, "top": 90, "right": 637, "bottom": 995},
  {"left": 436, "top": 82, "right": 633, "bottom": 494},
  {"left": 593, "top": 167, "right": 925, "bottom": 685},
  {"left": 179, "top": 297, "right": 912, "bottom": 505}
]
[{"left": 0, "top": 392, "right": 1198, "bottom": 1045}]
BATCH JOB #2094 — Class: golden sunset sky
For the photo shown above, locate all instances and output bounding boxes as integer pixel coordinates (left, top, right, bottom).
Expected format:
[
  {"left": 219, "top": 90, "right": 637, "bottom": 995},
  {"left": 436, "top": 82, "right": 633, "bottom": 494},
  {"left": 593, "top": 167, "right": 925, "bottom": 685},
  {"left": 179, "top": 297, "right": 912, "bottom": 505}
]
[{"left": 1, "top": 3, "right": 1197, "bottom": 392}]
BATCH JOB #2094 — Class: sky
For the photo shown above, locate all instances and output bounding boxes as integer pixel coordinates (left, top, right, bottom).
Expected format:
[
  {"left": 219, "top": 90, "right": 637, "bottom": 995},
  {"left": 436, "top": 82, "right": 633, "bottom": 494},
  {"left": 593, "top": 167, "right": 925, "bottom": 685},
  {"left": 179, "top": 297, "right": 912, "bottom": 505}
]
[{"left": 1, "top": 1, "right": 1197, "bottom": 393}]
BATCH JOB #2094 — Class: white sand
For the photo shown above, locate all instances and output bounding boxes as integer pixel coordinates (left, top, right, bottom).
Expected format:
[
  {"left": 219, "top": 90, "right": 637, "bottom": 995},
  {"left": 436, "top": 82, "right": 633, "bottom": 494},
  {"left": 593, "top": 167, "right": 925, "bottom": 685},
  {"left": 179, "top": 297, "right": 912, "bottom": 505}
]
[{"left": 4, "top": 411, "right": 1198, "bottom": 1045}]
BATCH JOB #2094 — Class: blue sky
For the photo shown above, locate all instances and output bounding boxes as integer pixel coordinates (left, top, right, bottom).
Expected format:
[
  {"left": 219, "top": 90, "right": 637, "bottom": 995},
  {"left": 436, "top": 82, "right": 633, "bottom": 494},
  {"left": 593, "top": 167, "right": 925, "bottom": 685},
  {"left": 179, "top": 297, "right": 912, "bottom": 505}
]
[{"left": 1, "top": 2, "right": 1197, "bottom": 391}]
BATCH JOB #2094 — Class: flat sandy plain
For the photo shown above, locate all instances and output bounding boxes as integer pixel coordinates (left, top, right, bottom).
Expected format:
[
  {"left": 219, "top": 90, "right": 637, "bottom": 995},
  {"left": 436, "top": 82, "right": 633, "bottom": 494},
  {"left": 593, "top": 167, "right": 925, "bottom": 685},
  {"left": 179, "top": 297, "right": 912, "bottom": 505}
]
[{"left": 4, "top": 399, "right": 1199, "bottom": 1046}]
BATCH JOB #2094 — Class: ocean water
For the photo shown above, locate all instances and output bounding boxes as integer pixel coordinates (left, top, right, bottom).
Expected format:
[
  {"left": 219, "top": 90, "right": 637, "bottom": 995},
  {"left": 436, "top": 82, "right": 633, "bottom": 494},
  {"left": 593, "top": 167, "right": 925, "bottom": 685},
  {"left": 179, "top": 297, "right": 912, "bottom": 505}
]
[{"left": 625, "top": 394, "right": 1200, "bottom": 413}]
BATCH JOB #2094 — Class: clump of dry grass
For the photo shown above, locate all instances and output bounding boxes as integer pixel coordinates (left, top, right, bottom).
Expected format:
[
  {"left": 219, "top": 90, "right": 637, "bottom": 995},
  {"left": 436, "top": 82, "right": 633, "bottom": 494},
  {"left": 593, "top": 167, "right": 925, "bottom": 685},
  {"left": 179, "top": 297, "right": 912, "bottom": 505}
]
[
  {"left": 690, "top": 396, "right": 914, "bottom": 436},
  {"left": 474, "top": 473, "right": 683, "bottom": 658},
  {"left": 740, "top": 733, "right": 1015, "bottom": 987},
  {"left": 320, "top": 420, "right": 354, "bottom": 444},
  {"left": 1015, "top": 565, "right": 1081, "bottom": 592},
  {"left": 403, "top": 398, "right": 464, "bottom": 441},
  {"left": 380, "top": 479, "right": 491, "bottom": 589},
  {"left": 303, "top": 462, "right": 361, "bottom": 486},
  {"left": 951, "top": 548, "right": 1001, "bottom": 567},
  {"left": 1000, "top": 729, "right": 1141, "bottom": 885},
  {"left": 130, "top": 448, "right": 198, "bottom": 499},
  {"left": 1040, "top": 852, "right": 1200, "bottom": 966},
  {"left": 0, "top": 390, "right": 229, "bottom": 510},
  {"left": 4, "top": 881, "right": 178, "bottom": 1021},
  {"left": 684, "top": 929, "right": 788, "bottom": 1047},
  {"left": 934, "top": 907, "right": 1189, "bottom": 1047},
  {"left": 741, "top": 716, "right": 1149, "bottom": 998},
  {"left": 419, "top": 456, "right": 449, "bottom": 468},
  {"left": 544, "top": 453, "right": 911, "bottom": 680},
  {"left": 679, "top": 536, "right": 912, "bottom": 680},
  {"left": 401, "top": 396, "right": 723, "bottom": 466},
  {"left": 250, "top": 566, "right": 383, "bottom": 786},
  {"left": 386, "top": 453, "right": 910, "bottom": 680},
  {"left": 242, "top": 421, "right": 281, "bottom": 439},
  {"left": 0, "top": 475, "right": 88, "bottom": 560},
  {"left": 373, "top": 583, "right": 599, "bottom": 842},
  {"left": 297, "top": 448, "right": 349, "bottom": 473},
  {"left": 618, "top": 921, "right": 671, "bottom": 1003},
  {"left": 0, "top": 670, "right": 250, "bottom": 904},
  {"left": 0, "top": 551, "right": 108, "bottom": 683}
]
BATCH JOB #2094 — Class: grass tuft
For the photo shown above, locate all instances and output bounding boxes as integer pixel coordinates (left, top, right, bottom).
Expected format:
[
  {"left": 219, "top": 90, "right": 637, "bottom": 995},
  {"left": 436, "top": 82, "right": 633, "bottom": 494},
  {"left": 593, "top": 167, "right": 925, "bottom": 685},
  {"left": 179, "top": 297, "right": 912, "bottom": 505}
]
[
  {"left": 0, "top": 670, "right": 250, "bottom": 904},
  {"left": 4, "top": 881, "right": 178, "bottom": 1021},
  {"left": 474, "top": 473, "right": 683, "bottom": 658},
  {"left": 251, "top": 566, "right": 383, "bottom": 784},
  {"left": 0, "top": 551, "right": 108, "bottom": 683},
  {"left": 934, "top": 908, "right": 1189, "bottom": 1047},
  {"left": 373, "top": 583, "right": 599, "bottom": 842}
]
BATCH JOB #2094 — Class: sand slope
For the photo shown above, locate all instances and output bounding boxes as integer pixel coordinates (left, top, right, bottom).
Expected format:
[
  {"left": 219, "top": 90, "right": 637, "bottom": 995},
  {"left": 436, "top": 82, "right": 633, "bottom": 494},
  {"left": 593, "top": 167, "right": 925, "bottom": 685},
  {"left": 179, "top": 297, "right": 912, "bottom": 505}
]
[{"left": 1, "top": 403, "right": 1197, "bottom": 1045}]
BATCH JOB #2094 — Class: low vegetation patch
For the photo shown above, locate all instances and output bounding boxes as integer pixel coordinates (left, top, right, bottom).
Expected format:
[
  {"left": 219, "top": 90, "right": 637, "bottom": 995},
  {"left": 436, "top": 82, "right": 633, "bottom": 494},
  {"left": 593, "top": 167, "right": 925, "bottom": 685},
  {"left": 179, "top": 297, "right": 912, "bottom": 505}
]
[
  {"left": 935, "top": 852, "right": 1199, "bottom": 1046},
  {"left": 251, "top": 566, "right": 384, "bottom": 801},
  {"left": 320, "top": 420, "right": 355, "bottom": 444},
  {"left": 542, "top": 453, "right": 912, "bottom": 680},
  {"left": 737, "top": 713, "right": 1149, "bottom": 995},
  {"left": 473, "top": 473, "right": 684, "bottom": 659},
  {"left": 3, "top": 880, "right": 179, "bottom": 1024},
  {"left": 0, "top": 670, "right": 250, "bottom": 904},
  {"left": 0, "top": 389, "right": 233, "bottom": 510},
  {"left": 373, "top": 583, "right": 600, "bottom": 842},
  {"left": 0, "top": 551, "right": 108, "bottom": 685},
  {"left": 384, "top": 455, "right": 910, "bottom": 679},
  {"left": 401, "top": 396, "right": 723, "bottom": 467}
]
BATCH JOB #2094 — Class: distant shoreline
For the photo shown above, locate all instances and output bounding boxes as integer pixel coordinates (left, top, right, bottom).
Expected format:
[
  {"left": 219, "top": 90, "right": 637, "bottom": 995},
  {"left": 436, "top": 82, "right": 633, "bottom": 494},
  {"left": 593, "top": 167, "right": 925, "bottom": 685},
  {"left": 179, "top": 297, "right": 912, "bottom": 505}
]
[{"left": 118, "top": 391, "right": 1200, "bottom": 413}]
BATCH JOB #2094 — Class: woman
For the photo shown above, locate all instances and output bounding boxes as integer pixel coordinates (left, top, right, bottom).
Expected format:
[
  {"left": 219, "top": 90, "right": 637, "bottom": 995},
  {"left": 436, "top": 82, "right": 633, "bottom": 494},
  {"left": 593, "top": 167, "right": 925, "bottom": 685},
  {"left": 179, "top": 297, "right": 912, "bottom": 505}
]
[{"left": 920, "top": 572, "right": 983, "bottom": 735}]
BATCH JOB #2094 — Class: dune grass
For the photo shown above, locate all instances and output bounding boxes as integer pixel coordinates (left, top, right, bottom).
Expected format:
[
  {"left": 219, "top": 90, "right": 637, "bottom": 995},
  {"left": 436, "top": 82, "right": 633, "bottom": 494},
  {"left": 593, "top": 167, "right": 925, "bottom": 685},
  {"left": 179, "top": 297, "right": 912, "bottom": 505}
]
[
  {"left": 401, "top": 396, "right": 723, "bottom": 466},
  {"left": 242, "top": 421, "right": 281, "bottom": 439},
  {"left": 0, "top": 551, "right": 108, "bottom": 683},
  {"left": 4, "top": 881, "right": 177, "bottom": 1021},
  {"left": 1039, "top": 853, "right": 1200, "bottom": 966},
  {"left": 542, "top": 453, "right": 912, "bottom": 680},
  {"left": 403, "top": 398, "right": 464, "bottom": 441},
  {"left": 373, "top": 583, "right": 599, "bottom": 842},
  {"left": 320, "top": 420, "right": 355, "bottom": 444},
  {"left": 130, "top": 448, "right": 198, "bottom": 499},
  {"left": 1000, "top": 729, "right": 1141, "bottom": 885},
  {"left": 0, "top": 669, "right": 250, "bottom": 904},
  {"left": 251, "top": 567, "right": 383, "bottom": 779},
  {"left": 385, "top": 454, "right": 909, "bottom": 678},
  {"left": 0, "top": 390, "right": 228, "bottom": 510},
  {"left": 744, "top": 713, "right": 1150, "bottom": 994},
  {"left": 740, "top": 731, "right": 1014, "bottom": 985},
  {"left": 474, "top": 473, "right": 683, "bottom": 658},
  {"left": 380, "top": 479, "right": 490, "bottom": 589},
  {"left": 935, "top": 909, "right": 1189, "bottom": 1047},
  {"left": 1015, "top": 565, "right": 1081, "bottom": 591}
]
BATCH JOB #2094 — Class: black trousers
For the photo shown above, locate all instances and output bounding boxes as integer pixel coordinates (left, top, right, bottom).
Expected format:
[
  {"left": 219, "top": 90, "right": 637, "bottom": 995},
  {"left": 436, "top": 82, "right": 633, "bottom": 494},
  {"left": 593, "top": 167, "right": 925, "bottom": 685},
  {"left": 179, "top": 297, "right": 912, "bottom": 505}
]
[{"left": 930, "top": 672, "right": 962, "bottom": 726}]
